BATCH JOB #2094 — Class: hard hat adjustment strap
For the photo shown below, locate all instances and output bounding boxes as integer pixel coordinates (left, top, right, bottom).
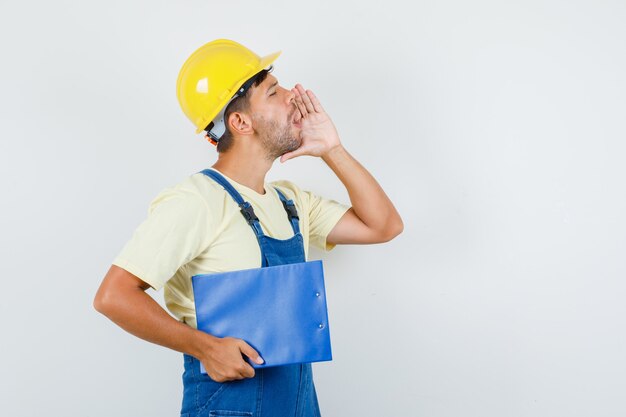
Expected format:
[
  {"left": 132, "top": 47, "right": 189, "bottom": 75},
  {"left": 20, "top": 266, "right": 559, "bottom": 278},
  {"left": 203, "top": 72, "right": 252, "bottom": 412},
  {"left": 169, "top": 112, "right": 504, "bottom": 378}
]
[{"left": 204, "top": 67, "right": 272, "bottom": 141}]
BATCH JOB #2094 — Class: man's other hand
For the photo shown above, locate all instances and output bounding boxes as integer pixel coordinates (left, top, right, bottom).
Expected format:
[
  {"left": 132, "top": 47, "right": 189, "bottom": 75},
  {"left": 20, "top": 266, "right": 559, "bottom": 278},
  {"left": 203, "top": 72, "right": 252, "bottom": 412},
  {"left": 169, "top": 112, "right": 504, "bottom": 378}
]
[{"left": 198, "top": 335, "right": 264, "bottom": 383}]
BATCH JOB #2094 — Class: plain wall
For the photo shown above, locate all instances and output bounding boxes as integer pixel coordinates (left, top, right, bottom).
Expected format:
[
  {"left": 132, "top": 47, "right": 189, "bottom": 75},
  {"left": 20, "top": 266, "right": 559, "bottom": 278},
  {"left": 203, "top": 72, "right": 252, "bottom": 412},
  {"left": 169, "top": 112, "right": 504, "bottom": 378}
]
[{"left": 1, "top": 0, "right": 625, "bottom": 416}]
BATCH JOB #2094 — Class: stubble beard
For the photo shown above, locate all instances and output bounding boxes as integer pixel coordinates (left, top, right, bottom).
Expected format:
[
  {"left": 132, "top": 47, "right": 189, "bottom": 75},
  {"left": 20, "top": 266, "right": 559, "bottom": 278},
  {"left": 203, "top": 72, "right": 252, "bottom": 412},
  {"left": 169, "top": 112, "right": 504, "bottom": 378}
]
[{"left": 255, "top": 113, "right": 301, "bottom": 161}]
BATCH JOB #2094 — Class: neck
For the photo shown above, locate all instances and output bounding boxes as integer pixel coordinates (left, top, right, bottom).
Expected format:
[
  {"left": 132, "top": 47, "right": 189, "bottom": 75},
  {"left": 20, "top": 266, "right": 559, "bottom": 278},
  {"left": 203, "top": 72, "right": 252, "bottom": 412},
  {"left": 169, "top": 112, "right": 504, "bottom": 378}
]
[{"left": 211, "top": 140, "right": 274, "bottom": 195}]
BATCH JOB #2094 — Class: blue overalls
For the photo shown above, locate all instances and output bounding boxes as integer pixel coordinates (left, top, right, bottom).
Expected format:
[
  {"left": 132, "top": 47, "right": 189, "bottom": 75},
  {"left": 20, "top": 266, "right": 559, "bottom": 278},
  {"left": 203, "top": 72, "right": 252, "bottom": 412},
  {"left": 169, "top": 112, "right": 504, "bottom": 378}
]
[{"left": 180, "top": 169, "right": 322, "bottom": 417}]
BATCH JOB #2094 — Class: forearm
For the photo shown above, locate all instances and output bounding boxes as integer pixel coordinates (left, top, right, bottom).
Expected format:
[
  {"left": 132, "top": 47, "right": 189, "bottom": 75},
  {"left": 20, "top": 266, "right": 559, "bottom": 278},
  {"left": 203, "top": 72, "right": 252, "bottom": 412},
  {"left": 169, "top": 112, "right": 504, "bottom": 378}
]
[
  {"left": 322, "top": 144, "right": 402, "bottom": 232},
  {"left": 95, "top": 286, "right": 215, "bottom": 359}
]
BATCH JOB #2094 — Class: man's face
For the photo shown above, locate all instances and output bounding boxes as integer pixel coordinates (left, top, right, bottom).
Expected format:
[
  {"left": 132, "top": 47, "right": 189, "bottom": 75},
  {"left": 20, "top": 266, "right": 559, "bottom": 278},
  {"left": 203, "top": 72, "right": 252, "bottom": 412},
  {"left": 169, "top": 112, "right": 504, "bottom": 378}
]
[{"left": 246, "top": 74, "right": 303, "bottom": 160}]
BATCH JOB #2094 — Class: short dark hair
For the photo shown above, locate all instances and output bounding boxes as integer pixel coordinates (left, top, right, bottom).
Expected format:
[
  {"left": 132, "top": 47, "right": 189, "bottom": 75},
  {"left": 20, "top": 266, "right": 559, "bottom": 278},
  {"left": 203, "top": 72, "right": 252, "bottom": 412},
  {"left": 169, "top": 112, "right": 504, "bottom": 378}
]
[{"left": 216, "top": 68, "right": 272, "bottom": 153}]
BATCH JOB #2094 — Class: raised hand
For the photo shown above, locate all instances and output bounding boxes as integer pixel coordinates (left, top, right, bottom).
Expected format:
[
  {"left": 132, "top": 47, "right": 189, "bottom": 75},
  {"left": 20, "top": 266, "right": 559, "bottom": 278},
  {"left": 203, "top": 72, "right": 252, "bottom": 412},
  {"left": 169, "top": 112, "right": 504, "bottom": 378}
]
[{"left": 280, "top": 84, "right": 342, "bottom": 163}]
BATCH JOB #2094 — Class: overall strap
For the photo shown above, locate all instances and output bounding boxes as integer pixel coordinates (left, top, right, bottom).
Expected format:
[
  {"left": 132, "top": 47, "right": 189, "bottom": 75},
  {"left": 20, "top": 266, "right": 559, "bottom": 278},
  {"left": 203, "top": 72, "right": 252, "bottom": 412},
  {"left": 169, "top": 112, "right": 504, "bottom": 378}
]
[
  {"left": 199, "top": 169, "right": 264, "bottom": 237},
  {"left": 274, "top": 188, "right": 301, "bottom": 235}
]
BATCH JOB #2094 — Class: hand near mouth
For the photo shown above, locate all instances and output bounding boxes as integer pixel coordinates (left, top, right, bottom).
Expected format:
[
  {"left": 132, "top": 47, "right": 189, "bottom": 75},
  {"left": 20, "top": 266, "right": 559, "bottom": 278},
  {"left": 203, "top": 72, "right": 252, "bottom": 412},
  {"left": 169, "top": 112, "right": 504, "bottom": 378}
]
[{"left": 280, "top": 84, "right": 342, "bottom": 163}]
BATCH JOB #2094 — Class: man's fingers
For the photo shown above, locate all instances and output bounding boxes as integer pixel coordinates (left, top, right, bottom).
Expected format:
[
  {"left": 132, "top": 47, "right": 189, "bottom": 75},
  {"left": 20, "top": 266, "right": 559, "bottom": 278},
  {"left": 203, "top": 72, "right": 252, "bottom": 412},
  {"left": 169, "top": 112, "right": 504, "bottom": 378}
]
[
  {"left": 295, "top": 84, "right": 315, "bottom": 113},
  {"left": 293, "top": 89, "right": 308, "bottom": 116},
  {"left": 238, "top": 340, "right": 264, "bottom": 365},
  {"left": 306, "top": 89, "right": 324, "bottom": 113},
  {"left": 239, "top": 362, "right": 256, "bottom": 379}
]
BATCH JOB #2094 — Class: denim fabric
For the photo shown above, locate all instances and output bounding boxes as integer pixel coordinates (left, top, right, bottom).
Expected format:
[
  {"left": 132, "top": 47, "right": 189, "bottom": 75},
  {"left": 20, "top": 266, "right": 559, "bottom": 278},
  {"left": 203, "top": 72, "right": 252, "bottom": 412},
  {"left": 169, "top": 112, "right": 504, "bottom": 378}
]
[{"left": 180, "top": 354, "right": 321, "bottom": 417}]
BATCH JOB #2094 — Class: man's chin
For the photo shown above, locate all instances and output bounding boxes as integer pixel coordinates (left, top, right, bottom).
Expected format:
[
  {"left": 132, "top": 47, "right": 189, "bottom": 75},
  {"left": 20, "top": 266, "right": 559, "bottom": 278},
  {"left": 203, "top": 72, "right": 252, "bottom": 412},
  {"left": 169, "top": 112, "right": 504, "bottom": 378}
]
[
  {"left": 273, "top": 140, "right": 300, "bottom": 160},
  {"left": 289, "top": 138, "right": 302, "bottom": 152}
]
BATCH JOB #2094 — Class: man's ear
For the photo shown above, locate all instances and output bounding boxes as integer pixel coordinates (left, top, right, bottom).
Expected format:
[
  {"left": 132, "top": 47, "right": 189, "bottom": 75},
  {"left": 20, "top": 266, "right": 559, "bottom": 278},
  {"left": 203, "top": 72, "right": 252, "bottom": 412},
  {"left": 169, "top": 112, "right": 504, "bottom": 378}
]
[{"left": 227, "top": 112, "right": 254, "bottom": 136}]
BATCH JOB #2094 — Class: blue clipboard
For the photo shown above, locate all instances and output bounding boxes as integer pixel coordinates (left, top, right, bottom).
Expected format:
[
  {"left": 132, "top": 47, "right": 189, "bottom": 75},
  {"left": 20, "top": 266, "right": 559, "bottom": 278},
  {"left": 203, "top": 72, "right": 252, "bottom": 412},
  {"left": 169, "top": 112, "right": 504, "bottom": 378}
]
[{"left": 191, "top": 260, "right": 332, "bottom": 372}]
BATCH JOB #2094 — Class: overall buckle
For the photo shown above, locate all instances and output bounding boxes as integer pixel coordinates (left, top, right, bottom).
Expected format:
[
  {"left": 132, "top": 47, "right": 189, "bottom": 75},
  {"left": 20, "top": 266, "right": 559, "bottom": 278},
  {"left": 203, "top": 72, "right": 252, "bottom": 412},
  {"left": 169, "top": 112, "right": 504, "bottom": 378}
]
[
  {"left": 239, "top": 203, "right": 259, "bottom": 225},
  {"left": 282, "top": 200, "right": 299, "bottom": 220}
]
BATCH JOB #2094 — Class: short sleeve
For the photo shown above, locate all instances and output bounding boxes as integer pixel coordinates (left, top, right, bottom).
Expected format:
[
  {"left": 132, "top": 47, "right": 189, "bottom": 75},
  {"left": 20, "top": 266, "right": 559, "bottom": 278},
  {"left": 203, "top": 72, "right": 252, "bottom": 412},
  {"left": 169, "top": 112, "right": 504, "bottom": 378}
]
[
  {"left": 112, "top": 188, "right": 213, "bottom": 291},
  {"left": 304, "top": 190, "right": 351, "bottom": 251}
]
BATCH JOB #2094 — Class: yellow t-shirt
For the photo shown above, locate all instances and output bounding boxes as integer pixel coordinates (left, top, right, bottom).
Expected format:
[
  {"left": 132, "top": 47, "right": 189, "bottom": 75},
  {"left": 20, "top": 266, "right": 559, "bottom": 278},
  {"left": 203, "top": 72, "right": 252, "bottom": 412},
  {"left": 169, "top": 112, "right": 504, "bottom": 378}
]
[{"left": 112, "top": 168, "right": 351, "bottom": 329}]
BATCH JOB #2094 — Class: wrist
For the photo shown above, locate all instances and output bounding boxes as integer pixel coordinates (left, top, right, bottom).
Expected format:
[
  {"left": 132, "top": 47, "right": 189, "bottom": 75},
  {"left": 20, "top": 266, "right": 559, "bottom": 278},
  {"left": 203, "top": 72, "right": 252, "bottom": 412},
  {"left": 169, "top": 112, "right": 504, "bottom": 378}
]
[
  {"left": 188, "top": 328, "right": 219, "bottom": 360},
  {"left": 321, "top": 143, "right": 344, "bottom": 162}
]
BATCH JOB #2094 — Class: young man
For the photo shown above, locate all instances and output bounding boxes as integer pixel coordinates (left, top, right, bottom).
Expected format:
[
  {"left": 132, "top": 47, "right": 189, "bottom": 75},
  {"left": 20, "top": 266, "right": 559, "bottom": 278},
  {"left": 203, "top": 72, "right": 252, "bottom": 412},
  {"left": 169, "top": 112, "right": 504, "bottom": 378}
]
[{"left": 93, "top": 39, "right": 403, "bottom": 417}]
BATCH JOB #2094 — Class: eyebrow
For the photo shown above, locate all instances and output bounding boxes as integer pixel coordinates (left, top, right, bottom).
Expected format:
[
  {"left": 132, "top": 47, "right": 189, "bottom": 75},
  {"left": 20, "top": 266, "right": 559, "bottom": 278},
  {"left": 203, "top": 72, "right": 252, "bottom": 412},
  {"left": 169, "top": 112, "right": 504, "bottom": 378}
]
[{"left": 266, "top": 81, "right": 278, "bottom": 94}]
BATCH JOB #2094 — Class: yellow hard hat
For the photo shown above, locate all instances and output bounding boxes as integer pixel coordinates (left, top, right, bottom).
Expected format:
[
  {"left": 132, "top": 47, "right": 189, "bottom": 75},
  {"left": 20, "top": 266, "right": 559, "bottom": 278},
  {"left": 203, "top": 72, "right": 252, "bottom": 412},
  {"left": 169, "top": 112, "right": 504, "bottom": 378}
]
[{"left": 176, "top": 39, "right": 281, "bottom": 138}]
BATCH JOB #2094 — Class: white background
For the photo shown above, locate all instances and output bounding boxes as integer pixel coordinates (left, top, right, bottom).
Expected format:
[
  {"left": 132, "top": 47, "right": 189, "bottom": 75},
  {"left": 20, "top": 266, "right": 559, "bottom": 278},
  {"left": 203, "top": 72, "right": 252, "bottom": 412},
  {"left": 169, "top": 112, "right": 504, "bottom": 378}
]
[{"left": 1, "top": 1, "right": 625, "bottom": 416}]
